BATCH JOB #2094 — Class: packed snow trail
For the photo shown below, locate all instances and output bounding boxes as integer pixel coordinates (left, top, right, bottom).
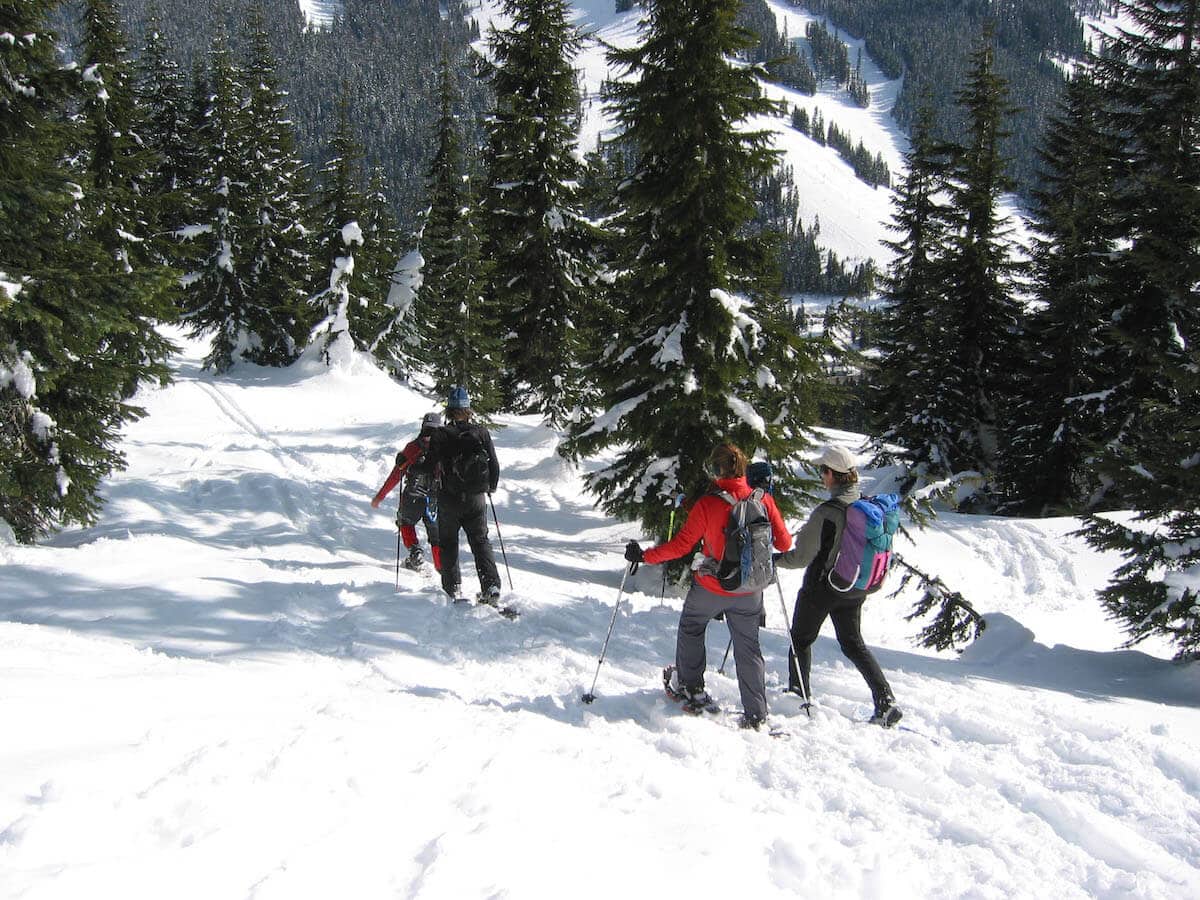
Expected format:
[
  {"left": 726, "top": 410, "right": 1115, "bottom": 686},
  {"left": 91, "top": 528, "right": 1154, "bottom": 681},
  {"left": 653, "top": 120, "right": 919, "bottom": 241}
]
[{"left": 1, "top": 330, "right": 1199, "bottom": 899}]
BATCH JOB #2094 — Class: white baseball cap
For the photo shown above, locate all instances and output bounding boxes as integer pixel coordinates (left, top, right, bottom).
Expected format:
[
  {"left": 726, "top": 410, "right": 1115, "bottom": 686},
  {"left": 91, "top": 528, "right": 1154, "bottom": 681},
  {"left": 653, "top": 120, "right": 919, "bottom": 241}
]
[{"left": 815, "top": 445, "right": 856, "bottom": 474}]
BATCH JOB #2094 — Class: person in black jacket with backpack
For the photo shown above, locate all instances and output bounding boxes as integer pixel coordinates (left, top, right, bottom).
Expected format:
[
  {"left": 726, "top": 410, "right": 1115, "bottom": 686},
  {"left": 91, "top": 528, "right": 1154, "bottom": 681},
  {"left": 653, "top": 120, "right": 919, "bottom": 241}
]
[
  {"left": 775, "top": 445, "right": 903, "bottom": 727},
  {"left": 427, "top": 387, "right": 502, "bottom": 602}
]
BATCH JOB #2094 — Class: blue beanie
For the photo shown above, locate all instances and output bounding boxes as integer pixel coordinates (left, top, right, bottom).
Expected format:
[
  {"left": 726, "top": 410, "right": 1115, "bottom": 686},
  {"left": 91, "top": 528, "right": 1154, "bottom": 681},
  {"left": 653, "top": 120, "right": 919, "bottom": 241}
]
[{"left": 447, "top": 386, "right": 470, "bottom": 410}]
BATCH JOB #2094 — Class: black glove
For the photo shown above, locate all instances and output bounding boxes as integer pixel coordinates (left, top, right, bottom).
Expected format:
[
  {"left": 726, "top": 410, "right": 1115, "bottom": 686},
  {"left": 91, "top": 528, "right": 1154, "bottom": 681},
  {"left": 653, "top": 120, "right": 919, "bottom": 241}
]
[{"left": 624, "top": 541, "right": 644, "bottom": 563}]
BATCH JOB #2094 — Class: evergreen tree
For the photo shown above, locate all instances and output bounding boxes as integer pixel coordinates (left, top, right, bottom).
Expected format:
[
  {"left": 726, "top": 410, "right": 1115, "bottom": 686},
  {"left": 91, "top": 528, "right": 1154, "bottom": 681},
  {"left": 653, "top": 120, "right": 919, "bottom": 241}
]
[
  {"left": 415, "top": 56, "right": 501, "bottom": 412},
  {"left": 177, "top": 25, "right": 254, "bottom": 372},
  {"left": 1083, "top": 0, "right": 1200, "bottom": 657},
  {"left": 308, "top": 95, "right": 404, "bottom": 370},
  {"left": 309, "top": 95, "right": 367, "bottom": 365},
  {"left": 935, "top": 32, "right": 1024, "bottom": 500},
  {"left": 480, "top": 0, "right": 599, "bottom": 425},
  {"left": 2, "top": 1, "right": 173, "bottom": 541},
  {"left": 135, "top": 4, "right": 196, "bottom": 269},
  {"left": 358, "top": 167, "right": 408, "bottom": 372},
  {"left": 239, "top": 2, "right": 315, "bottom": 365},
  {"left": 2, "top": 0, "right": 82, "bottom": 540},
  {"left": 869, "top": 102, "right": 956, "bottom": 492},
  {"left": 999, "top": 69, "right": 1121, "bottom": 515},
  {"left": 562, "top": 0, "right": 826, "bottom": 540},
  {"left": 78, "top": 0, "right": 159, "bottom": 272},
  {"left": 74, "top": 0, "right": 177, "bottom": 393}
]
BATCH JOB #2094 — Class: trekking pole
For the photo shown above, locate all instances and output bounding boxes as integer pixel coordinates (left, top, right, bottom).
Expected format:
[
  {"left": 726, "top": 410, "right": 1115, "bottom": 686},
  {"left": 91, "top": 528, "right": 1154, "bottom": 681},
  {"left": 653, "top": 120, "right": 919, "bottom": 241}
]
[
  {"left": 776, "top": 575, "right": 811, "bottom": 716},
  {"left": 658, "top": 493, "right": 684, "bottom": 605},
  {"left": 581, "top": 560, "right": 639, "bottom": 704},
  {"left": 717, "top": 635, "right": 734, "bottom": 675},
  {"left": 488, "top": 493, "right": 513, "bottom": 590}
]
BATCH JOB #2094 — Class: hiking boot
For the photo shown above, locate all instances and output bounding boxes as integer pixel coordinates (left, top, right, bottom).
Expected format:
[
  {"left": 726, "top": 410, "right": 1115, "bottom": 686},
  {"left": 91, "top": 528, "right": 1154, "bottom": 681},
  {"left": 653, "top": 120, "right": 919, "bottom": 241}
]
[
  {"left": 477, "top": 585, "right": 502, "bottom": 606},
  {"left": 683, "top": 685, "right": 714, "bottom": 707},
  {"left": 664, "top": 666, "right": 715, "bottom": 710},
  {"left": 869, "top": 699, "right": 903, "bottom": 728},
  {"left": 738, "top": 713, "right": 765, "bottom": 731},
  {"left": 402, "top": 546, "right": 424, "bottom": 570}
]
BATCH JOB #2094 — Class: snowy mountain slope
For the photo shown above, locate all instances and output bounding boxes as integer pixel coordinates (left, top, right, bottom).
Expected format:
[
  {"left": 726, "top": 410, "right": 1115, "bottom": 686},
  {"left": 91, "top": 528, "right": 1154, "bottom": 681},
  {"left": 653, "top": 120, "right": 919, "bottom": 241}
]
[
  {"left": 491, "top": 0, "right": 1029, "bottom": 269},
  {"left": 547, "top": 0, "right": 903, "bottom": 263},
  {"left": 2, "top": 330, "right": 1198, "bottom": 898},
  {"left": 296, "top": 0, "right": 342, "bottom": 30}
]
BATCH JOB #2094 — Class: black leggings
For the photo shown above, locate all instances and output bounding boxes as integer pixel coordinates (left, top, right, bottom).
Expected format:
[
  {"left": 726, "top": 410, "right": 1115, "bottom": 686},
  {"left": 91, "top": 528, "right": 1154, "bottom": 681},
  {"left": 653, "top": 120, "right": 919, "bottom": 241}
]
[{"left": 787, "top": 590, "right": 893, "bottom": 705}]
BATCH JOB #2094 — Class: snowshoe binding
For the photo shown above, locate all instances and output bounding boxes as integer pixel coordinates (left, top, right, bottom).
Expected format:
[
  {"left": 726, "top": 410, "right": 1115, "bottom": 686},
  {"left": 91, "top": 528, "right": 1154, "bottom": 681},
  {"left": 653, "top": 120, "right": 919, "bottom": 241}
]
[{"left": 662, "top": 665, "right": 719, "bottom": 715}]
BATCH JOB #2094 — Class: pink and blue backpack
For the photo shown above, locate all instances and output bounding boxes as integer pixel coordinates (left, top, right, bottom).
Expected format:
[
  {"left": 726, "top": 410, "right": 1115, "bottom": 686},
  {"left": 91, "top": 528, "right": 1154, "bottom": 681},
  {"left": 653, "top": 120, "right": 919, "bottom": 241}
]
[{"left": 825, "top": 494, "right": 900, "bottom": 594}]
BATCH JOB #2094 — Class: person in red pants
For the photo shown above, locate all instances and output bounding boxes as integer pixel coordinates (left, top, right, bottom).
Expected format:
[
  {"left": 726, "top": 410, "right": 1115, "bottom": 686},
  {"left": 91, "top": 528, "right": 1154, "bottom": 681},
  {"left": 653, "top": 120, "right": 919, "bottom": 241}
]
[{"left": 371, "top": 412, "right": 443, "bottom": 571}]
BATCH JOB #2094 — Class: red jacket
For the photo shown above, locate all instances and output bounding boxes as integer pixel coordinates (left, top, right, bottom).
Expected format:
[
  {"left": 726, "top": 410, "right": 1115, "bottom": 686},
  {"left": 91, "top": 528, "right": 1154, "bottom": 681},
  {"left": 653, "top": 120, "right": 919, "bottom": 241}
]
[{"left": 643, "top": 476, "right": 793, "bottom": 596}]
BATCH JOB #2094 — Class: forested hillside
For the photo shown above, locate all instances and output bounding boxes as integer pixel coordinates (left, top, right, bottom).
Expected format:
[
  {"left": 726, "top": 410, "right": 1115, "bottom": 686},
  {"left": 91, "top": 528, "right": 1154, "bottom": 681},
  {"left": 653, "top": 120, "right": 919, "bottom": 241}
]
[
  {"left": 794, "top": 0, "right": 1090, "bottom": 194},
  {"left": 54, "top": 0, "right": 487, "bottom": 233}
]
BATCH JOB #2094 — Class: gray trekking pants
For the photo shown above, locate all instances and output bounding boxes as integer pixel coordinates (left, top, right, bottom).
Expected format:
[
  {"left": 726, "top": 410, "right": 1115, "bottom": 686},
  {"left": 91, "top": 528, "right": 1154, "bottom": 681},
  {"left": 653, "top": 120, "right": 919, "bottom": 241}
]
[{"left": 676, "top": 581, "right": 767, "bottom": 720}]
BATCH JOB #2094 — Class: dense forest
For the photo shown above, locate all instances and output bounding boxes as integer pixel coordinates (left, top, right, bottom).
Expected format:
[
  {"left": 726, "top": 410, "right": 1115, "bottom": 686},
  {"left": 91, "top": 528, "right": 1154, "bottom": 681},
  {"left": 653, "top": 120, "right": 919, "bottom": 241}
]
[{"left": 53, "top": 0, "right": 487, "bottom": 234}]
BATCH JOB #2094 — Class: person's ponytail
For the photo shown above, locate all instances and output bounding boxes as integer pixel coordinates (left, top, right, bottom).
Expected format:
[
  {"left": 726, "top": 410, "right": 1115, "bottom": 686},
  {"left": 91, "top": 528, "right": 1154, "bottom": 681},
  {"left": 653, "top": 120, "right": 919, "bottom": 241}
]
[{"left": 709, "top": 442, "right": 747, "bottom": 479}]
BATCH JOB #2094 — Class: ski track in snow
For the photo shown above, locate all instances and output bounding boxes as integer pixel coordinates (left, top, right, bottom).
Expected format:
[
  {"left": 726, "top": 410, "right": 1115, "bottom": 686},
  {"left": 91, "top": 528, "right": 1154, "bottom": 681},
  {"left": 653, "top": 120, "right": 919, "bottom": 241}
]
[{"left": 1, "top": 327, "right": 1199, "bottom": 898}]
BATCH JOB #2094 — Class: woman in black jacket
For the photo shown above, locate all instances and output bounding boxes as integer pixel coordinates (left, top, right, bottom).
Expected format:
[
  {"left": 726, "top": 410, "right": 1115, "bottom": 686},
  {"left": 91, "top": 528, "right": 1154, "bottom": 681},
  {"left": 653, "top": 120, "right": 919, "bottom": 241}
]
[{"left": 775, "top": 445, "right": 903, "bottom": 727}]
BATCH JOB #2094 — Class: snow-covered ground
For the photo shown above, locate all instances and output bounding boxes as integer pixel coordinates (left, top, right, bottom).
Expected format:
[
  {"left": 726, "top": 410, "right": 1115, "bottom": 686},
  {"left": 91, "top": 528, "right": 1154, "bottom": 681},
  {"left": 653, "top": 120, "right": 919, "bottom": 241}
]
[{"left": 2, "top": 328, "right": 1198, "bottom": 899}]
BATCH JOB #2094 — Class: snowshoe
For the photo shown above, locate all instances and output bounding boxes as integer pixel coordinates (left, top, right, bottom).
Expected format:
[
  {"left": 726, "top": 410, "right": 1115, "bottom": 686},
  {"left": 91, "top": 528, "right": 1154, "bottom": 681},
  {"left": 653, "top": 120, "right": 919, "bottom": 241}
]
[
  {"left": 662, "top": 665, "right": 719, "bottom": 714},
  {"left": 738, "top": 713, "right": 765, "bottom": 731},
  {"left": 401, "top": 547, "right": 424, "bottom": 571},
  {"left": 869, "top": 702, "right": 904, "bottom": 729},
  {"left": 475, "top": 588, "right": 519, "bottom": 620}
]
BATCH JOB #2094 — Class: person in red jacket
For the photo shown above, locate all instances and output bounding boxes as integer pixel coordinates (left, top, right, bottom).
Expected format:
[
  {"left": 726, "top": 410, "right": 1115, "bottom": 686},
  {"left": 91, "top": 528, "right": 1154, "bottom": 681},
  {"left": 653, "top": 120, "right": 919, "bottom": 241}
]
[
  {"left": 625, "top": 442, "right": 793, "bottom": 730},
  {"left": 371, "top": 412, "right": 442, "bottom": 571}
]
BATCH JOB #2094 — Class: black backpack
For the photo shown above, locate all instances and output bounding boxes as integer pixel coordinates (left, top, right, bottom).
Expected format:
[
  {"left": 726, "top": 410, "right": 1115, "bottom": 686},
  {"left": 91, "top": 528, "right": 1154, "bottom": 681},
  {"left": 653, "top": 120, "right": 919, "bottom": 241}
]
[{"left": 441, "top": 426, "right": 491, "bottom": 495}]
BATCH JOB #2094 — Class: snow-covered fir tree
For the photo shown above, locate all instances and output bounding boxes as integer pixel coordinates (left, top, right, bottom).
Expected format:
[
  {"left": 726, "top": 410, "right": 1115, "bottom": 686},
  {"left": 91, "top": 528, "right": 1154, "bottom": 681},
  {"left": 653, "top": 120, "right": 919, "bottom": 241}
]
[
  {"left": 77, "top": 0, "right": 161, "bottom": 274},
  {"left": 73, "top": 0, "right": 177, "bottom": 394},
  {"left": 357, "top": 167, "right": 408, "bottom": 373},
  {"left": 238, "top": 3, "right": 315, "bottom": 366},
  {"left": 479, "top": 0, "right": 599, "bottom": 425},
  {"left": 415, "top": 56, "right": 502, "bottom": 413},
  {"left": 1, "top": 0, "right": 172, "bottom": 542},
  {"left": 308, "top": 97, "right": 402, "bottom": 368},
  {"left": 869, "top": 101, "right": 958, "bottom": 493},
  {"left": 932, "top": 32, "right": 1024, "bottom": 504},
  {"left": 177, "top": 26, "right": 254, "bottom": 372},
  {"left": 135, "top": 4, "right": 196, "bottom": 271},
  {"left": 562, "top": 0, "right": 823, "bottom": 539},
  {"left": 1083, "top": 0, "right": 1200, "bottom": 657},
  {"left": 999, "top": 69, "right": 1122, "bottom": 516},
  {"left": 2, "top": 1, "right": 80, "bottom": 541}
]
